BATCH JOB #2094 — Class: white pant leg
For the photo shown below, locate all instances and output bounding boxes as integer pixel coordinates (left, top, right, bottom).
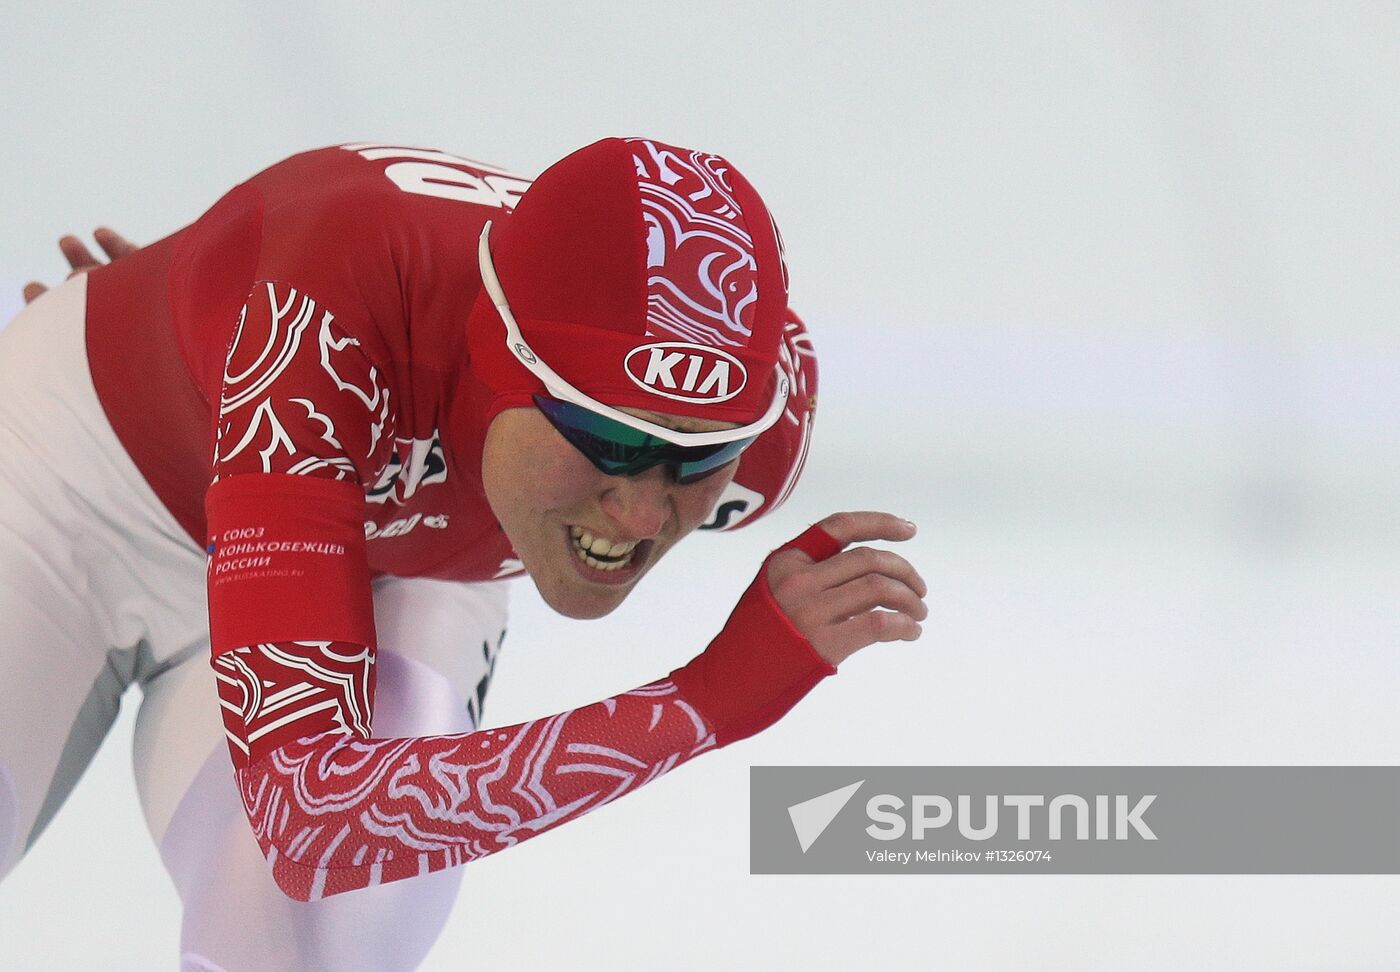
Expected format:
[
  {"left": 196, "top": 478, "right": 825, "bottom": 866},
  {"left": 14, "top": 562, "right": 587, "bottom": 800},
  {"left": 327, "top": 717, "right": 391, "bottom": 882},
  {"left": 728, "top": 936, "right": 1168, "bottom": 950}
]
[
  {"left": 134, "top": 576, "right": 511, "bottom": 972},
  {"left": 0, "top": 277, "right": 206, "bottom": 881},
  {"left": 0, "top": 421, "right": 117, "bottom": 878}
]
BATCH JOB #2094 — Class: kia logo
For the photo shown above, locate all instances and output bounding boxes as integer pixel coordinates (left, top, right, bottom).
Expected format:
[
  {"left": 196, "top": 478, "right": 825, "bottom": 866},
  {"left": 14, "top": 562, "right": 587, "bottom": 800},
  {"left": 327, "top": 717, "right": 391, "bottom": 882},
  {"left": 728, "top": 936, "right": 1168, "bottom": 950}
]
[{"left": 623, "top": 342, "right": 748, "bottom": 404}]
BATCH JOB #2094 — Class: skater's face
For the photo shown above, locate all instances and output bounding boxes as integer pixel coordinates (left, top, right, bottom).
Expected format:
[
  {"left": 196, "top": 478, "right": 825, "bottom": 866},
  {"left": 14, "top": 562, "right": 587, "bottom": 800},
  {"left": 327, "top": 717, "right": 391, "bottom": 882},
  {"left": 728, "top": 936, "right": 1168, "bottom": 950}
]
[{"left": 481, "top": 406, "right": 739, "bottom": 619}]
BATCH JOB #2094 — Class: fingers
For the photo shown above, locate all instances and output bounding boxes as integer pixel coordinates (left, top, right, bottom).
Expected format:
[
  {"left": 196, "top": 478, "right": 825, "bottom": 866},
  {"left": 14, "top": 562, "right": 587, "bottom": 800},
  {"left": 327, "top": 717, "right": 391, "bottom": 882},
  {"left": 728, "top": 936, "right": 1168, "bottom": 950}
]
[
  {"left": 769, "top": 545, "right": 927, "bottom": 626},
  {"left": 815, "top": 510, "right": 917, "bottom": 549},
  {"left": 807, "top": 544, "right": 928, "bottom": 599},
  {"left": 59, "top": 235, "right": 100, "bottom": 276},
  {"left": 766, "top": 511, "right": 928, "bottom": 667},
  {"left": 821, "top": 571, "right": 928, "bottom": 627},
  {"left": 30, "top": 230, "right": 135, "bottom": 297},
  {"left": 822, "top": 611, "right": 923, "bottom": 665},
  {"left": 804, "top": 558, "right": 927, "bottom": 665},
  {"left": 766, "top": 510, "right": 921, "bottom": 587},
  {"left": 93, "top": 227, "right": 136, "bottom": 260}
]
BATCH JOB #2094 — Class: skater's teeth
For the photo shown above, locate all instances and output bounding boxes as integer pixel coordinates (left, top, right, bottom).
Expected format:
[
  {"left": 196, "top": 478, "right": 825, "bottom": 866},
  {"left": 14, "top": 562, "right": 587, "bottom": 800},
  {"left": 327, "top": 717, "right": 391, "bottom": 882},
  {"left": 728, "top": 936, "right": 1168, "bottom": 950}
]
[
  {"left": 587, "top": 535, "right": 631, "bottom": 556},
  {"left": 571, "top": 529, "right": 639, "bottom": 571},
  {"left": 570, "top": 528, "right": 638, "bottom": 561},
  {"left": 578, "top": 547, "right": 630, "bottom": 571}
]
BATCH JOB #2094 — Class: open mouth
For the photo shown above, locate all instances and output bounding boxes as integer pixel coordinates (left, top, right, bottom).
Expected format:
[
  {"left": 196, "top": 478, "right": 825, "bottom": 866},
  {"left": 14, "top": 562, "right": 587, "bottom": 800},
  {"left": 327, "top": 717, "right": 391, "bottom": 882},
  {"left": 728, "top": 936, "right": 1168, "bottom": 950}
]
[
  {"left": 563, "top": 525, "right": 656, "bottom": 586},
  {"left": 569, "top": 525, "right": 641, "bottom": 571}
]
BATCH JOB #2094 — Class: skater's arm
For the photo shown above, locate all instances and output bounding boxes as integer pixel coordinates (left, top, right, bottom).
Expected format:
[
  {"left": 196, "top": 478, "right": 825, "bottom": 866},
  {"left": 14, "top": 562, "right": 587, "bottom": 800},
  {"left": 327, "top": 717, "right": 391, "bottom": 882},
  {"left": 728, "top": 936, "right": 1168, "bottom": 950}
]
[{"left": 212, "top": 514, "right": 921, "bottom": 900}]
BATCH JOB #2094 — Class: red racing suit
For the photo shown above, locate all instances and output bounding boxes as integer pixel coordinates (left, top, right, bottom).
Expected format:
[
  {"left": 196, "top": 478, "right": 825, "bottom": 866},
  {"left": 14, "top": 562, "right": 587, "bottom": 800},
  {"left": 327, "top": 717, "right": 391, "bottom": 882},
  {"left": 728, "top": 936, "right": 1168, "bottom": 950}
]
[{"left": 82, "top": 143, "right": 829, "bottom": 900}]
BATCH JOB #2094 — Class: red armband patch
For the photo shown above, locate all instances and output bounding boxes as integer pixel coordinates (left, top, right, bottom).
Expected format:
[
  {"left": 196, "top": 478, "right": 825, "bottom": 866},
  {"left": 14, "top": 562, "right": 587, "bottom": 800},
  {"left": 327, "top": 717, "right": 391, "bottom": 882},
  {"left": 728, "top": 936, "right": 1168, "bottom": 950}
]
[{"left": 206, "top": 474, "right": 375, "bottom": 654}]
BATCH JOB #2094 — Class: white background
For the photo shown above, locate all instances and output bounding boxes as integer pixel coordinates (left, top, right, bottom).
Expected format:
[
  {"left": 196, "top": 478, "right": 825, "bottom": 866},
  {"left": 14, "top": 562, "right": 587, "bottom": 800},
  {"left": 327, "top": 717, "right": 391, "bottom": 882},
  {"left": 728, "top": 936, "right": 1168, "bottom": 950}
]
[{"left": 3, "top": 2, "right": 1400, "bottom": 969}]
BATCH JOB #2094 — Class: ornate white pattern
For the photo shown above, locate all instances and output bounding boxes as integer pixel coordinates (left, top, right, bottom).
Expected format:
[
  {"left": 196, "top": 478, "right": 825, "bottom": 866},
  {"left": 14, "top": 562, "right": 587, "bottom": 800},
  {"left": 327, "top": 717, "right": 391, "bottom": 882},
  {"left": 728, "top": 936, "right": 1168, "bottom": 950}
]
[
  {"left": 316, "top": 315, "right": 392, "bottom": 458},
  {"left": 216, "top": 648, "right": 717, "bottom": 901},
  {"left": 213, "top": 281, "right": 398, "bottom": 486},
  {"left": 214, "top": 642, "right": 375, "bottom": 757},
  {"left": 628, "top": 139, "right": 759, "bottom": 348},
  {"left": 773, "top": 314, "right": 816, "bottom": 511}
]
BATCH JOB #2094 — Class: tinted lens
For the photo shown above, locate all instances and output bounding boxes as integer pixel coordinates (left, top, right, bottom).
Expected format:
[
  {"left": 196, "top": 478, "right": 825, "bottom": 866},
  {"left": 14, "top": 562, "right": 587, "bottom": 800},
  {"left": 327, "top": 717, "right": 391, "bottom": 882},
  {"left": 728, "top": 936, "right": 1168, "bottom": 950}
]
[
  {"left": 673, "top": 440, "right": 751, "bottom": 483},
  {"left": 533, "top": 396, "right": 754, "bottom": 483}
]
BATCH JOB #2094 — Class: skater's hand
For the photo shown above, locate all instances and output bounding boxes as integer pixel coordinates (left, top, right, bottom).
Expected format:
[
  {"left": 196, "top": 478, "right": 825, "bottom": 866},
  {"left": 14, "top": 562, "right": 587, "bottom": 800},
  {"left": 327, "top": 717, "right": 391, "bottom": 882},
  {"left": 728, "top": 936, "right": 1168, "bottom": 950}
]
[
  {"left": 23, "top": 228, "right": 138, "bottom": 304},
  {"left": 766, "top": 511, "right": 927, "bottom": 666}
]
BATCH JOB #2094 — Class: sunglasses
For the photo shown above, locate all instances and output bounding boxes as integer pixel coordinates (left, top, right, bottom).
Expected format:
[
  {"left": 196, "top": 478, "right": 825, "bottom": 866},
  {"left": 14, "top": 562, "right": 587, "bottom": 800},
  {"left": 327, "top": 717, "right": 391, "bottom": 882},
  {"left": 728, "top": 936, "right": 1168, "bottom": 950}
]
[
  {"left": 477, "top": 221, "right": 789, "bottom": 450},
  {"left": 533, "top": 394, "right": 756, "bottom": 484}
]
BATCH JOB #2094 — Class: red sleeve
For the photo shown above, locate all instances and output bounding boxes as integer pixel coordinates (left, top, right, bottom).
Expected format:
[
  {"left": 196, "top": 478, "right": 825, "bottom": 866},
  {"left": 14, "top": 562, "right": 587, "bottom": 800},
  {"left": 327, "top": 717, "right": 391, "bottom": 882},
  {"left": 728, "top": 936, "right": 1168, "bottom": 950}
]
[{"left": 215, "top": 544, "right": 833, "bottom": 901}]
